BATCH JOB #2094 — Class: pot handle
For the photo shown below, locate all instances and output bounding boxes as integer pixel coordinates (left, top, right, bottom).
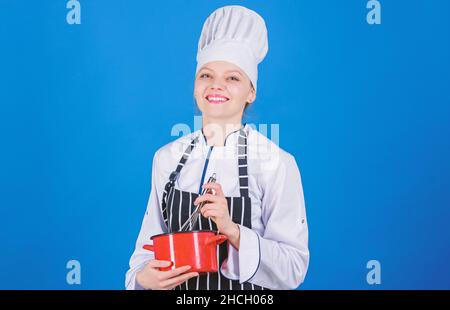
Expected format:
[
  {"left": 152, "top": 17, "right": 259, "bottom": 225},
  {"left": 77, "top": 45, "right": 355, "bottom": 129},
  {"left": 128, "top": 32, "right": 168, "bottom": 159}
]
[
  {"left": 205, "top": 234, "right": 228, "bottom": 246},
  {"left": 142, "top": 244, "right": 154, "bottom": 252}
]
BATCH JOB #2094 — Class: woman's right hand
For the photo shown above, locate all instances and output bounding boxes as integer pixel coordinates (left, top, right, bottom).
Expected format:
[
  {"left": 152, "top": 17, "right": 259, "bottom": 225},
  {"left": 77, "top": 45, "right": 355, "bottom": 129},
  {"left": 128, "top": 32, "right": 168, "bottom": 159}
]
[{"left": 136, "top": 260, "right": 199, "bottom": 290}]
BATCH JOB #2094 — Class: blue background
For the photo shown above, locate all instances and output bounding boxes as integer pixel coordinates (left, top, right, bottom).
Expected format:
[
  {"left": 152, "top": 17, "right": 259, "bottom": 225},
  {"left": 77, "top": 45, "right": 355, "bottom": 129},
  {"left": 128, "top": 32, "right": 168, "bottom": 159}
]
[{"left": 0, "top": 0, "right": 449, "bottom": 289}]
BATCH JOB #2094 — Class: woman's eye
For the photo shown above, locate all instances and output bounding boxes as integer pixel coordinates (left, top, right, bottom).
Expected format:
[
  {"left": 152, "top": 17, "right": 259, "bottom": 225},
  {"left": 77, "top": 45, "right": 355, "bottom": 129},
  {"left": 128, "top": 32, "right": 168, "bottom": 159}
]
[
  {"left": 228, "top": 76, "right": 240, "bottom": 81},
  {"left": 199, "top": 73, "right": 211, "bottom": 78}
]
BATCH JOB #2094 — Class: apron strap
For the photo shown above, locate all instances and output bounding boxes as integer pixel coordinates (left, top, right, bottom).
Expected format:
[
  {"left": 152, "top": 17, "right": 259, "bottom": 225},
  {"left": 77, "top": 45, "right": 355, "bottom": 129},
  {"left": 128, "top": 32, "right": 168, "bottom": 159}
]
[
  {"left": 237, "top": 128, "right": 249, "bottom": 197},
  {"left": 161, "top": 136, "right": 199, "bottom": 218}
]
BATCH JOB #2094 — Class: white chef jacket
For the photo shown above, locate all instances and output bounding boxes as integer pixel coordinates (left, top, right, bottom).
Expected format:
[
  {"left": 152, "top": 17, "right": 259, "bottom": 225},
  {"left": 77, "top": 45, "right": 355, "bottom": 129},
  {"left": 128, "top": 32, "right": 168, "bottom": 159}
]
[{"left": 125, "top": 124, "right": 309, "bottom": 290}]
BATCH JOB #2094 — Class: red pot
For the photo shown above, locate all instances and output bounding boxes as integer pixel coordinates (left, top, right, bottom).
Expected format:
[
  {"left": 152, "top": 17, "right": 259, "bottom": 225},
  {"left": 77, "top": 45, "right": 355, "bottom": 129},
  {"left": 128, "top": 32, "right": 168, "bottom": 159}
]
[{"left": 142, "top": 230, "right": 228, "bottom": 273}]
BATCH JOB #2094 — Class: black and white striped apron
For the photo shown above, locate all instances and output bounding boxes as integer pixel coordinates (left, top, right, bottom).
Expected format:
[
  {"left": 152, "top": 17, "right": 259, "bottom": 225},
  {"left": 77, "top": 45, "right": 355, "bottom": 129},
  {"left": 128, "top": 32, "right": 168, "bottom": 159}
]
[{"left": 160, "top": 128, "right": 267, "bottom": 290}]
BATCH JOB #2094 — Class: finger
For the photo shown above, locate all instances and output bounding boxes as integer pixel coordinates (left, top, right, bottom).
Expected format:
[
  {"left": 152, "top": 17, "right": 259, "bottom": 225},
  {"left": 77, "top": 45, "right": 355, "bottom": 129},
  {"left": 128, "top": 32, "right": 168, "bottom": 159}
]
[
  {"left": 196, "top": 193, "right": 220, "bottom": 202},
  {"left": 194, "top": 194, "right": 223, "bottom": 205},
  {"left": 201, "top": 205, "right": 223, "bottom": 217},
  {"left": 202, "top": 210, "right": 220, "bottom": 218},
  {"left": 166, "top": 274, "right": 199, "bottom": 290},
  {"left": 201, "top": 202, "right": 228, "bottom": 213},
  {"left": 200, "top": 204, "right": 220, "bottom": 215},
  {"left": 158, "top": 265, "right": 192, "bottom": 281},
  {"left": 200, "top": 203, "right": 219, "bottom": 211},
  {"left": 161, "top": 272, "right": 199, "bottom": 289},
  {"left": 202, "top": 183, "right": 225, "bottom": 196},
  {"left": 147, "top": 260, "right": 172, "bottom": 269}
]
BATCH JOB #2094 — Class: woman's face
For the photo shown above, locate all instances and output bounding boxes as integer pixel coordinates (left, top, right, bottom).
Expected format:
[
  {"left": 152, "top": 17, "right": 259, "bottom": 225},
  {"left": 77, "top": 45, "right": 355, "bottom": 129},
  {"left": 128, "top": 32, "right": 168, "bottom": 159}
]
[{"left": 194, "top": 61, "right": 256, "bottom": 123}]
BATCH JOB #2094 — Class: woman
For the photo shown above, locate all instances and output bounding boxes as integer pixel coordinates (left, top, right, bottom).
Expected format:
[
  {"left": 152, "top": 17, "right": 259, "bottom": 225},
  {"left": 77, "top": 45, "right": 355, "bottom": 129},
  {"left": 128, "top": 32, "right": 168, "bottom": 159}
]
[{"left": 125, "top": 5, "right": 309, "bottom": 290}]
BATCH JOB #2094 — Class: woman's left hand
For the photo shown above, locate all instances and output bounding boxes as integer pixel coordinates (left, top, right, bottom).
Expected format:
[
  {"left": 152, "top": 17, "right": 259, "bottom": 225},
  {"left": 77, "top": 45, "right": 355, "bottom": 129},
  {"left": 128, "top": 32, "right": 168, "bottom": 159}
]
[{"left": 194, "top": 183, "right": 240, "bottom": 248}]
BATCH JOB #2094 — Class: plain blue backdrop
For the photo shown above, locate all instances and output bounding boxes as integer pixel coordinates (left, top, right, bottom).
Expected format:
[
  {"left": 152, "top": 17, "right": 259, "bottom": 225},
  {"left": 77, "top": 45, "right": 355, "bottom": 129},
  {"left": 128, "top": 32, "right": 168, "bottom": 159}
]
[{"left": 0, "top": 0, "right": 449, "bottom": 289}]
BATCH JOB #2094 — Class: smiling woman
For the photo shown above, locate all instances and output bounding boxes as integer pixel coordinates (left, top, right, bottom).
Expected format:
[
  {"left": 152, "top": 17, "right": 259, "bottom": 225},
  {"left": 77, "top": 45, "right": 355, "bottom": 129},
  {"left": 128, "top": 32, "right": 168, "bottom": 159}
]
[{"left": 125, "top": 5, "right": 309, "bottom": 291}]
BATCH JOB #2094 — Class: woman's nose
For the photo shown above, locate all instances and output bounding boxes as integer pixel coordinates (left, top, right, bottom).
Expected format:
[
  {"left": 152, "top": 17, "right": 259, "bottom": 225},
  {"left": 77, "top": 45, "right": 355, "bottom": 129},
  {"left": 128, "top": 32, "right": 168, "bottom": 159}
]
[
  {"left": 210, "top": 85, "right": 224, "bottom": 91},
  {"left": 209, "top": 79, "right": 225, "bottom": 90}
]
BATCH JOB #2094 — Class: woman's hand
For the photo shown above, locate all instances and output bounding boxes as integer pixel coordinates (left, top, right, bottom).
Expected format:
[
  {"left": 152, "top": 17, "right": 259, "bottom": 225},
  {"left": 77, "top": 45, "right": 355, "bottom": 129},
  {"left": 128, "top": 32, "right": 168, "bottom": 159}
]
[
  {"left": 136, "top": 260, "right": 199, "bottom": 290},
  {"left": 194, "top": 182, "right": 241, "bottom": 249}
]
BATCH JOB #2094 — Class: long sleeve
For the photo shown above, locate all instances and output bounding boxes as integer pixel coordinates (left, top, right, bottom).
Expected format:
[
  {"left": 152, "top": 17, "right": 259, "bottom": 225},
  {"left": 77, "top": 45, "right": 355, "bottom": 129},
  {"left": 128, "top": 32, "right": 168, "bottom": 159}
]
[
  {"left": 125, "top": 150, "right": 167, "bottom": 290},
  {"left": 236, "top": 152, "right": 309, "bottom": 289}
]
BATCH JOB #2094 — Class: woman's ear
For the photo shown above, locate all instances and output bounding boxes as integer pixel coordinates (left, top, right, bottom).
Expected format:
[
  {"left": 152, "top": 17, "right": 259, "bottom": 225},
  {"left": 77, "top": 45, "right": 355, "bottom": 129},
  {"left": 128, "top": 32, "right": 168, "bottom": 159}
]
[{"left": 247, "top": 87, "right": 256, "bottom": 104}]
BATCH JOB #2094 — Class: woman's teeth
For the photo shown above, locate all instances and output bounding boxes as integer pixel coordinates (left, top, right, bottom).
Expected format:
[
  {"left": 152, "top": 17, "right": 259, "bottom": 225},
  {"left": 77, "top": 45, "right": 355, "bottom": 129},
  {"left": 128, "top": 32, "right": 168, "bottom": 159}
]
[{"left": 206, "top": 96, "right": 229, "bottom": 103}]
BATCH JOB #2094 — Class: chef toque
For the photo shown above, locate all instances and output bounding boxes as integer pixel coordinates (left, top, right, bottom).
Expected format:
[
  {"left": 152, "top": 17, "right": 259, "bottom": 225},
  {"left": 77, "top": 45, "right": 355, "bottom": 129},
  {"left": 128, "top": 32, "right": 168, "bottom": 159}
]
[{"left": 196, "top": 5, "right": 268, "bottom": 91}]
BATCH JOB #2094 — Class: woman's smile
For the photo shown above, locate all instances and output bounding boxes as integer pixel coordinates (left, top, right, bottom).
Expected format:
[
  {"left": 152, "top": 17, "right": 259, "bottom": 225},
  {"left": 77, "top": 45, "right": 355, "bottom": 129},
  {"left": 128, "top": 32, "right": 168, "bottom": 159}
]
[{"left": 205, "top": 93, "right": 230, "bottom": 104}]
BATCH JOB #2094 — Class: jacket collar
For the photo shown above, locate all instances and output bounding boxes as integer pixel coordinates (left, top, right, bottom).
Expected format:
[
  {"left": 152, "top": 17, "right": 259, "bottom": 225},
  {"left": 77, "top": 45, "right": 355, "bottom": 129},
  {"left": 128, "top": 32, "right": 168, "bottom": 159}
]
[{"left": 197, "top": 123, "right": 249, "bottom": 147}]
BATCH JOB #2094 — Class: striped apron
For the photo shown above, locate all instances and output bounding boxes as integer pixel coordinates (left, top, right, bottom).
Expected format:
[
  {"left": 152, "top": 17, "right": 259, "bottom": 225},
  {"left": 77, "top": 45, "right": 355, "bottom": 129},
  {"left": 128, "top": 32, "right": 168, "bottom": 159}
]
[{"left": 160, "top": 128, "right": 267, "bottom": 290}]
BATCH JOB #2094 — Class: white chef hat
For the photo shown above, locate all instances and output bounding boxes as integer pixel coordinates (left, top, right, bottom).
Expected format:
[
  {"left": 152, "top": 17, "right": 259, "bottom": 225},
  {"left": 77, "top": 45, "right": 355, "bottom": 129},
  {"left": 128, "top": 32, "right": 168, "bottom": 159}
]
[{"left": 196, "top": 5, "right": 268, "bottom": 91}]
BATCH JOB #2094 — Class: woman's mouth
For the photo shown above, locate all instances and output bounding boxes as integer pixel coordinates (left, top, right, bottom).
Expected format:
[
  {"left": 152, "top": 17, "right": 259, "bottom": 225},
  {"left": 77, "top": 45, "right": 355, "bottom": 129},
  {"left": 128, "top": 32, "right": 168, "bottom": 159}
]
[{"left": 205, "top": 94, "right": 230, "bottom": 104}]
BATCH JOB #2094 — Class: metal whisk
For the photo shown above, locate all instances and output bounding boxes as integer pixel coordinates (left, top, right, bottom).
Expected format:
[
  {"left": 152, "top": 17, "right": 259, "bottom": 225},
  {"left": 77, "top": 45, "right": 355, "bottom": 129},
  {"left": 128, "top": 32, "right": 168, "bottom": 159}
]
[{"left": 179, "top": 173, "right": 216, "bottom": 232}]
